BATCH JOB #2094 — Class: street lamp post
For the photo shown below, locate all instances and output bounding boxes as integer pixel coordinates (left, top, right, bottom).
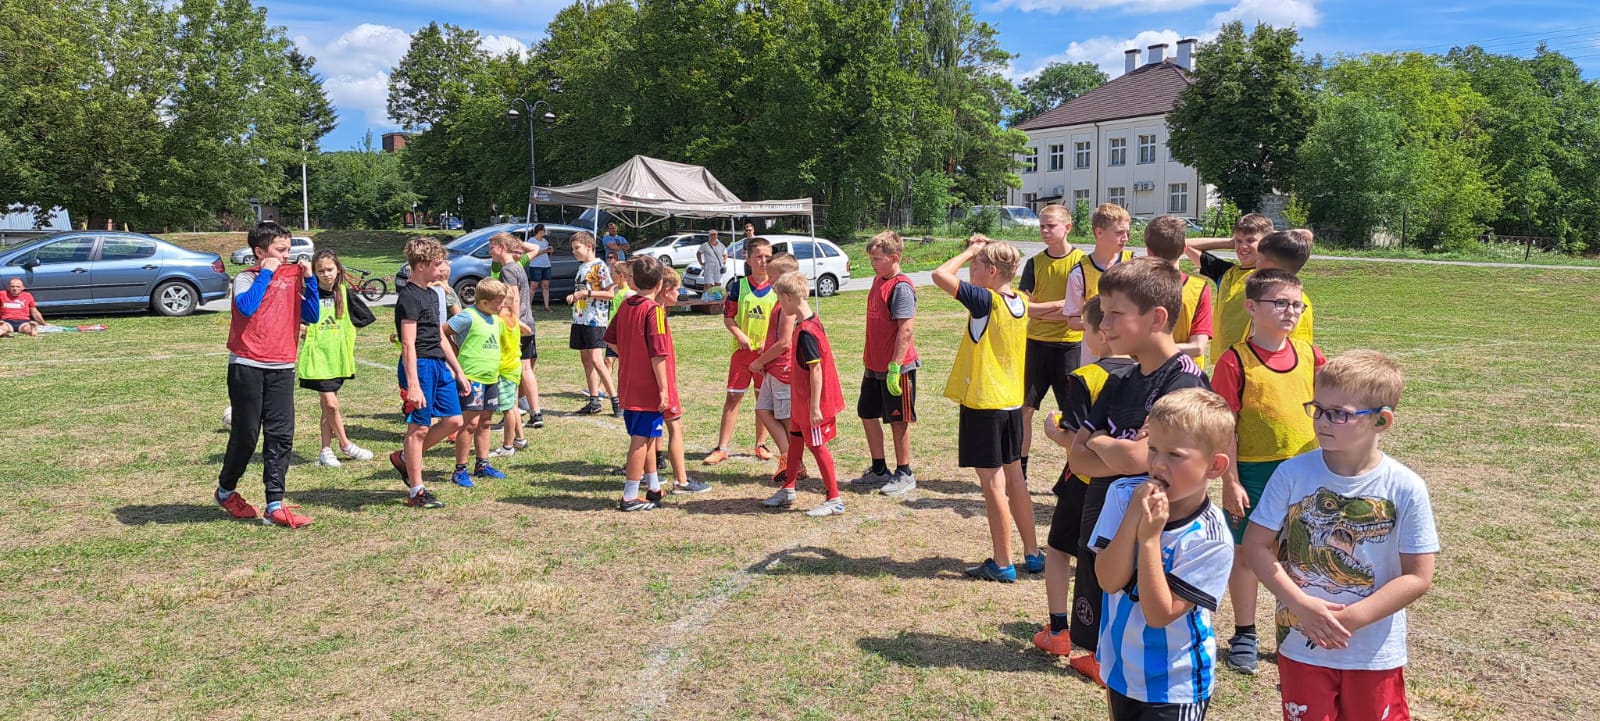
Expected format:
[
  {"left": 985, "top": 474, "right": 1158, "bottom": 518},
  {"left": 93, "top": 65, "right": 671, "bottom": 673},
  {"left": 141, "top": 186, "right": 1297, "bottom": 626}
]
[{"left": 506, "top": 98, "right": 556, "bottom": 224}]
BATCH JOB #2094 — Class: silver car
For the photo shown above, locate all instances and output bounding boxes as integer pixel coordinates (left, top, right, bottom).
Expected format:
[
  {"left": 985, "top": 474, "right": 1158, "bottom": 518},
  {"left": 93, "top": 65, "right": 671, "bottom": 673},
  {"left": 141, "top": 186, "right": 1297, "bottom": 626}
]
[{"left": 231, "top": 236, "right": 315, "bottom": 265}]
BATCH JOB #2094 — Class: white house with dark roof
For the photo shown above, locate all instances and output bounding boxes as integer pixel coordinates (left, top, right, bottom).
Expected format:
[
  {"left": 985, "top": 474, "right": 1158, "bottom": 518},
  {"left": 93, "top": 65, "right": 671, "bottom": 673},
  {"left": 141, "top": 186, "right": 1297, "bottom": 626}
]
[{"left": 1010, "top": 39, "right": 1213, "bottom": 221}]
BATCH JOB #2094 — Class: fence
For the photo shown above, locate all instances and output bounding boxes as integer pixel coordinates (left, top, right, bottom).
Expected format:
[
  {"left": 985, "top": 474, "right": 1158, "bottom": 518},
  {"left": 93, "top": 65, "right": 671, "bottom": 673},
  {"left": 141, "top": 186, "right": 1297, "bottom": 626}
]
[{"left": 1480, "top": 233, "right": 1556, "bottom": 260}]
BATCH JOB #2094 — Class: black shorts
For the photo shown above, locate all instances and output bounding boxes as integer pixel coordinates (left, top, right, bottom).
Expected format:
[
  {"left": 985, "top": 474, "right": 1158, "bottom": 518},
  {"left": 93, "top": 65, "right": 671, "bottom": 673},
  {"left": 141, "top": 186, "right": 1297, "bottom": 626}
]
[
  {"left": 1108, "top": 689, "right": 1209, "bottom": 721},
  {"left": 856, "top": 369, "right": 917, "bottom": 423},
  {"left": 298, "top": 377, "right": 348, "bottom": 393},
  {"left": 1047, "top": 469, "right": 1088, "bottom": 554},
  {"left": 1024, "top": 339, "right": 1081, "bottom": 410},
  {"left": 1070, "top": 475, "right": 1116, "bottom": 651},
  {"left": 519, "top": 331, "right": 538, "bottom": 361},
  {"left": 605, "top": 347, "right": 619, "bottom": 359},
  {"left": 957, "top": 406, "right": 1023, "bottom": 469},
  {"left": 568, "top": 324, "right": 606, "bottom": 350}
]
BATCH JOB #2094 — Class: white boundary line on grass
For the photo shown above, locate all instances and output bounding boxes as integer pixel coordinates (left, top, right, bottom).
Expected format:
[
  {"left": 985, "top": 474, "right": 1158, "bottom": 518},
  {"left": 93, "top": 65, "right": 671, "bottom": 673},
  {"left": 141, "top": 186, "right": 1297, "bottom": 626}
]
[
  {"left": 2, "top": 350, "right": 232, "bottom": 367},
  {"left": 629, "top": 506, "right": 915, "bottom": 721}
]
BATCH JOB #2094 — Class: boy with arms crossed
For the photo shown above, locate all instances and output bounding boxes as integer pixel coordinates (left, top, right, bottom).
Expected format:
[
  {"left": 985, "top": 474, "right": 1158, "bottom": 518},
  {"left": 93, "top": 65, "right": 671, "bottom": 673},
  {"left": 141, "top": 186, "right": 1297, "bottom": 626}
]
[
  {"left": 1016, "top": 203, "right": 1084, "bottom": 481},
  {"left": 390, "top": 237, "right": 470, "bottom": 509},
  {"left": 1092, "top": 388, "right": 1235, "bottom": 720},
  {"left": 764, "top": 271, "right": 847, "bottom": 517},
  {"left": 1244, "top": 350, "right": 1438, "bottom": 721},
  {"left": 852, "top": 232, "right": 920, "bottom": 495},
  {"left": 934, "top": 236, "right": 1039, "bottom": 583},
  {"left": 217, "top": 221, "right": 321, "bottom": 527},
  {"left": 1067, "top": 257, "right": 1211, "bottom": 682}
]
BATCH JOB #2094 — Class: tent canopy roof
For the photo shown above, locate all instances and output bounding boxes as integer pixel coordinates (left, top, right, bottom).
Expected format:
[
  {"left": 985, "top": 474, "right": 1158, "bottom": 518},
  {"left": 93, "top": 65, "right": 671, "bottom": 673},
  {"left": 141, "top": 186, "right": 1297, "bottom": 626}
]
[{"left": 534, "top": 155, "right": 811, "bottom": 218}]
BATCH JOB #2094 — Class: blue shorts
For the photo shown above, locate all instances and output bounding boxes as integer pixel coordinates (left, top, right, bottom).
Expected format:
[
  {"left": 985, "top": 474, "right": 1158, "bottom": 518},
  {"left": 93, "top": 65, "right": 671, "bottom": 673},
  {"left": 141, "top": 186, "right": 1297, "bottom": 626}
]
[
  {"left": 527, "top": 265, "right": 552, "bottom": 282},
  {"left": 623, "top": 410, "right": 665, "bottom": 439},
  {"left": 398, "top": 357, "right": 462, "bottom": 425}
]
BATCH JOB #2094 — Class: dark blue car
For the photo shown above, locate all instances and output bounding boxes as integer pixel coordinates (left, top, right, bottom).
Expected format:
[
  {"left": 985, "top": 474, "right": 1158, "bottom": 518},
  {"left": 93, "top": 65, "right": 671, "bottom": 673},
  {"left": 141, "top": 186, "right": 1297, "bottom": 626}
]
[{"left": 0, "top": 231, "right": 230, "bottom": 317}]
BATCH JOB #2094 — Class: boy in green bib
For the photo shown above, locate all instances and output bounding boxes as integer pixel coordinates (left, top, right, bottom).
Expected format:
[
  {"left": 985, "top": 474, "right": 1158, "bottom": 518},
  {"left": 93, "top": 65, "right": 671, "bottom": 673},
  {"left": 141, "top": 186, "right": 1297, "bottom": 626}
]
[{"left": 444, "top": 278, "right": 511, "bottom": 486}]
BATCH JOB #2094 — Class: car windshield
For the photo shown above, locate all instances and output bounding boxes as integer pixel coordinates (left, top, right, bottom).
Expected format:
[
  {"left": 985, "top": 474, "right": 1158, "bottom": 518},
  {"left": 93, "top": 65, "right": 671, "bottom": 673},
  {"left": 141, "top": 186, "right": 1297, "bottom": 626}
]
[{"left": 1007, "top": 207, "right": 1039, "bottom": 220}]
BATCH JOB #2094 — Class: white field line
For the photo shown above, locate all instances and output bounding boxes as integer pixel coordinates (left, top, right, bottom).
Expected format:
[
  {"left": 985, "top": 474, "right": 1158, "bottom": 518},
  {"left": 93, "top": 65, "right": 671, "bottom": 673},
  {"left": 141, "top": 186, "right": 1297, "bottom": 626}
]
[
  {"left": 629, "top": 507, "right": 914, "bottom": 721},
  {"left": 1388, "top": 340, "right": 1524, "bottom": 358},
  {"left": 2, "top": 351, "right": 232, "bottom": 367}
]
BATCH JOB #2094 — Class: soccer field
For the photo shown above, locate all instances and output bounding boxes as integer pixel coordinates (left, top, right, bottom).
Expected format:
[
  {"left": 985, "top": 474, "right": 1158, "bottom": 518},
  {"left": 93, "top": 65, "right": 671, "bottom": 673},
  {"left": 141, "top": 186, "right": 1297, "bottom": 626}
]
[{"left": 1, "top": 260, "right": 1595, "bottom": 720}]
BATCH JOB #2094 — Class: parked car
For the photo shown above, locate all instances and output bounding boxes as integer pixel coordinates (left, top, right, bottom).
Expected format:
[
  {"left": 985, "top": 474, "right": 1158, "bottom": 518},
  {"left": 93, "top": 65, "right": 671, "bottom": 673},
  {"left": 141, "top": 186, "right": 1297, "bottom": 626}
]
[
  {"left": 0, "top": 231, "right": 230, "bottom": 316},
  {"left": 684, "top": 235, "right": 850, "bottom": 297},
  {"left": 637, "top": 232, "right": 723, "bottom": 268},
  {"left": 966, "top": 205, "right": 1041, "bottom": 228},
  {"left": 231, "top": 235, "right": 315, "bottom": 265},
  {"left": 394, "top": 223, "right": 588, "bottom": 305}
]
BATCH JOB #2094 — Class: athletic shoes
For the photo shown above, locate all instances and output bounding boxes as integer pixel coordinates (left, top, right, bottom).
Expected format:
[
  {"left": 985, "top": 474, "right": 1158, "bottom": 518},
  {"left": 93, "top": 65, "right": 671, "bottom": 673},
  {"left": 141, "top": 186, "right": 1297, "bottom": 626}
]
[
  {"left": 673, "top": 478, "right": 711, "bottom": 494},
  {"left": 451, "top": 468, "right": 476, "bottom": 488},
  {"left": 1033, "top": 627, "right": 1073, "bottom": 656},
  {"left": 849, "top": 467, "right": 892, "bottom": 488},
  {"left": 805, "top": 497, "right": 845, "bottom": 517},
  {"left": 529, "top": 412, "right": 545, "bottom": 429},
  {"left": 317, "top": 448, "right": 342, "bottom": 468},
  {"left": 216, "top": 490, "right": 258, "bottom": 519},
  {"left": 1069, "top": 654, "right": 1105, "bottom": 687},
  {"left": 577, "top": 397, "right": 603, "bottom": 415},
  {"left": 753, "top": 443, "right": 775, "bottom": 461},
  {"left": 474, "top": 461, "right": 507, "bottom": 480},
  {"left": 771, "top": 466, "right": 812, "bottom": 486},
  {"left": 611, "top": 396, "right": 622, "bottom": 418},
  {"left": 262, "top": 505, "right": 313, "bottom": 528},
  {"left": 618, "top": 497, "right": 658, "bottom": 512},
  {"left": 489, "top": 445, "right": 516, "bottom": 458},
  {"left": 1023, "top": 551, "right": 1046, "bottom": 574},
  {"left": 405, "top": 489, "right": 445, "bottom": 509},
  {"left": 761, "top": 488, "right": 797, "bottom": 508},
  {"left": 342, "top": 443, "right": 374, "bottom": 461},
  {"left": 964, "top": 558, "right": 1017, "bottom": 583},
  {"left": 879, "top": 470, "right": 917, "bottom": 496},
  {"left": 703, "top": 448, "right": 730, "bottom": 465},
  {"left": 1225, "top": 631, "right": 1259, "bottom": 675},
  {"left": 389, "top": 450, "right": 408, "bottom": 480},
  {"left": 656, "top": 450, "right": 668, "bottom": 471},
  {"left": 514, "top": 437, "right": 530, "bottom": 450}
]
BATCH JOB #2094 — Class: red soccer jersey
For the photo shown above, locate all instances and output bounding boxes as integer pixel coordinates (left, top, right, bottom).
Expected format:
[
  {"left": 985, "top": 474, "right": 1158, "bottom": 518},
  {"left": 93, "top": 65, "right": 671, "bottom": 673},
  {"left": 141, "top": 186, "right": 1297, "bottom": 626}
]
[
  {"left": 788, "top": 313, "right": 845, "bottom": 433},
  {"left": 604, "top": 294, "right": 672, "bottom": 412},
  {"left": 863, "top": 273, "right": 918, "bottom": 372},
  {"left": 760, "top": 308, "right": 794, "bottom": 384},
  {"left": 1, "top": 291, "right": 36, "bottom": 321}
]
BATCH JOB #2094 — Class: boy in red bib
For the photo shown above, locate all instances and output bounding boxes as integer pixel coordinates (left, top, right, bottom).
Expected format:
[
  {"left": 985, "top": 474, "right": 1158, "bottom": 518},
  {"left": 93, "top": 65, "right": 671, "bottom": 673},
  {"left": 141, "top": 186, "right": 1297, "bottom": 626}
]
[
  {"left": 605, "top": 256, "right": 674, "bottom": 511},
  {"left": 762, "top": 271, "right": 845, "bottom": 517}
]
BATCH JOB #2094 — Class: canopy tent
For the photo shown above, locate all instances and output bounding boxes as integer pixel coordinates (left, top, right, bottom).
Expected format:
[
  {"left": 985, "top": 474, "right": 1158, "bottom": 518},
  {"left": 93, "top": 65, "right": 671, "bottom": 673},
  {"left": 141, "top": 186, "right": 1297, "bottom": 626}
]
[{"left": 532, "top": 154, "right": 812, "bottom": 232}]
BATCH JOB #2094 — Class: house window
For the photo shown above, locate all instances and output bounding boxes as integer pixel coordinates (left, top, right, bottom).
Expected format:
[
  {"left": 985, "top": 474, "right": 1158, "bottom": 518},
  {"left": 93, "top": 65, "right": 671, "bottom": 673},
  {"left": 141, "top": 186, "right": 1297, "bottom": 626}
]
[
  {"left": 1169, "top": 183, "right": 1189, "bottom": 214},
  {"left": 1107, "top": 186, "right": 1127, "bottom": 209},
  {"left": 1072, "top": 189, "right": 1091, "bottom": 211},
  {"left": 1022, "top": 147, "right": 1037, "bottom": 173},
  {"left": 1108, "top": 138, "right": 1127, "bottom": 167},
  {"left": 1074, "top": 141, "right": 1091, "bottom": 169},
  {"left": 1048, "top": 144, "right": 1065, "bottom": 172},
  {"left": 1138, "top": 134, "right": 1157, "bottom": 164}
]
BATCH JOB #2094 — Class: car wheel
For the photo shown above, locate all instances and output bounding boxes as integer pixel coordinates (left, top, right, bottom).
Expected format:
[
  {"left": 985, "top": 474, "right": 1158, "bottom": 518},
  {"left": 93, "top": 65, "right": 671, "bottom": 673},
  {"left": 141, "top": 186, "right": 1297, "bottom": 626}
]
[
  {"left": 816, "top": 274, "right": 839, "bottom": 297},
  {"left": 659, "top": 255, "right": 674, "bottom": 267},
  {"left": 152, "top": 280, "right": 198, "bottom": 317},
  {"left": 455, "top": 277, "right": 480, "bottom": 306}
]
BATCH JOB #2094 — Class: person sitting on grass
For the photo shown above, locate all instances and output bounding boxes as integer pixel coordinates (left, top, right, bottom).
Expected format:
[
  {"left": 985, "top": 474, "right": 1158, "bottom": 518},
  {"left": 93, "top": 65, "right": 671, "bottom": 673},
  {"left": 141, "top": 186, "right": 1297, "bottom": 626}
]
[
  {"left": 604, "top": 256, "right": 671, "bottom": 512},
  {"left": 1, "top": 278, "right": 44, "bottom": 337},
  {"left": 763, "top": 270, "right": 846, "bottom": 517},
  {"left": 932, "top": 234, "right": 1038, "bottom": 583},
  {"left": 444, "top": 278, "right": 511, "bottom": 487}
]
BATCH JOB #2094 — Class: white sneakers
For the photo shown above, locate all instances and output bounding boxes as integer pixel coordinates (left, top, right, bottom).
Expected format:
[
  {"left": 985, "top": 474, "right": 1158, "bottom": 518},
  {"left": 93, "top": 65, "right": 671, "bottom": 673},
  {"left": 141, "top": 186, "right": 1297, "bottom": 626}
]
[{"left": 319, "top": 444, "right": 374, "bottom": 467}]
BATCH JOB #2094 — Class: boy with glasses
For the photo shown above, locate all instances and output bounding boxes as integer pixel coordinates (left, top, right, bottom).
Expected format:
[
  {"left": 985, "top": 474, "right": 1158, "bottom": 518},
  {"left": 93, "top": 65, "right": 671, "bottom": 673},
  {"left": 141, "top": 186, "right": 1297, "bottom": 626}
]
[
  {"left": 1243, "top": 350, "right": 1438, "bottom": 721},
  {"left": 1210, "top": 269, "right": 1325, "bottom": 674}
]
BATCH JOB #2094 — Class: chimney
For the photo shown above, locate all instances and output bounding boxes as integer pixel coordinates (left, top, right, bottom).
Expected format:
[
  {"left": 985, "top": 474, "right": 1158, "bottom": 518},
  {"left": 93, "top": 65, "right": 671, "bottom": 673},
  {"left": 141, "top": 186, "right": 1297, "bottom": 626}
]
[
  {"left": 1147, "top": 43, "right": 1168, "bottom": 65},
  {"left": 1124, "top": 48, "right": 1140, "bottom": 74},
  {"left": 1176, "top": 38, "right": 1196, "bottom": 71}
]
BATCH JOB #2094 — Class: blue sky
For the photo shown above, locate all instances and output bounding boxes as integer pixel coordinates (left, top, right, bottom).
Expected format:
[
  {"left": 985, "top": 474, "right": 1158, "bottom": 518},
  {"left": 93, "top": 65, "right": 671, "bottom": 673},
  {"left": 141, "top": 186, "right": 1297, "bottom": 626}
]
[{"left": 272, "top": 0, "right": 1600, "bottom": 151}]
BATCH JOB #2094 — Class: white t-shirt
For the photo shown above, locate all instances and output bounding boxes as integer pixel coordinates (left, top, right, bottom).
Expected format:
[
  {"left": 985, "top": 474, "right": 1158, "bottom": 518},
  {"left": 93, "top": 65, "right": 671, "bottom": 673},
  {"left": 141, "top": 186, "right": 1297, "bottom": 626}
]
[
  {"left": 1091, "top": 476, "right": 1234, "bottom": 704},
  {"left": 698, "top": 241, "right": 725, "bottom": 285},
  {"left": 1251, "top": 450, "right": 1441, "bottom": 670}
]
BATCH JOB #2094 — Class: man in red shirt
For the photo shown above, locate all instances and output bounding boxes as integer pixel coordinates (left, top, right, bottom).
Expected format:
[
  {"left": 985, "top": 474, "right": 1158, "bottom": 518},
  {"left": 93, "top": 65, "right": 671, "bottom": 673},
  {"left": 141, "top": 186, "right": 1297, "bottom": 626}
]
[{"left": 1, "top": 278, "right": 44, "bottom": 336}]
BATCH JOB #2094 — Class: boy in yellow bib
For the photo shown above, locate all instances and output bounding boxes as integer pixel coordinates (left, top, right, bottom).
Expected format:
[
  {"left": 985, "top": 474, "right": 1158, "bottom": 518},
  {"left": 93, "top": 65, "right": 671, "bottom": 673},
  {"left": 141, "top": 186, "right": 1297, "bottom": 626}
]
[
  {"left": 934, "top": 235, "right": 1038, "bottom": 583},
  {"left": 1210, "top": 269, "right": 1325, "bottom": 675},
  {"left": 1064, "top": 203, "right": 1136, "bottom": 368}
]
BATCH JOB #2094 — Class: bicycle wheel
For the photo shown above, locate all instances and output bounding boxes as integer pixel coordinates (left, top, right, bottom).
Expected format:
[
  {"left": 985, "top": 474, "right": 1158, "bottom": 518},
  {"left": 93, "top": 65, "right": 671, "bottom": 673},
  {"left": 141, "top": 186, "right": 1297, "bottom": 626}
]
[{"left": 359, "top": 277, "right": 388, "bottom": 302}]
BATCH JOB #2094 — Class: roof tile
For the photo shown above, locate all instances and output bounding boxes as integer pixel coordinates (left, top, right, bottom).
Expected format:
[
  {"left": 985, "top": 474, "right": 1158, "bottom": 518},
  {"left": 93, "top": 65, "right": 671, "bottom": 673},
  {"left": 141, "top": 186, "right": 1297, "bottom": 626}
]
[{"left": 1016, "top": 60, "right": 1194, "bottom": 131}]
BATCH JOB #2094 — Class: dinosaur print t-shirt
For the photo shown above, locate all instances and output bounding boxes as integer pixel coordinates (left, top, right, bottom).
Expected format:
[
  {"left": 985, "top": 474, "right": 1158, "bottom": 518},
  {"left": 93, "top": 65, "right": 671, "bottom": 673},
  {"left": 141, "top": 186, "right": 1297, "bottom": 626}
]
[{"left": 1251, "top": 449, "right": 1440, "bottom": 670}]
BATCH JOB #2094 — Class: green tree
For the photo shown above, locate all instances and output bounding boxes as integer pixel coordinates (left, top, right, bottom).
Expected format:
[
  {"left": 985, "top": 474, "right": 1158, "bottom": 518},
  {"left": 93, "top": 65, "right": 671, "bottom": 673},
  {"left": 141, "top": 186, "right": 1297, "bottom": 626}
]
[
  {"left": 1293, "top": 95, "right": 1419, "bottom": 246},
  {"left": 1010, "top": 61, "right": 1107, "bottom": 126},
  {"left": 311, "top": 134, "right": 418, "bottom": 229},
  {"left": 1166, "top": 22, "right": 1317, "bottom": 212},
  {"left": 387, "top": 22, "right": 486, "bottom": 131}
]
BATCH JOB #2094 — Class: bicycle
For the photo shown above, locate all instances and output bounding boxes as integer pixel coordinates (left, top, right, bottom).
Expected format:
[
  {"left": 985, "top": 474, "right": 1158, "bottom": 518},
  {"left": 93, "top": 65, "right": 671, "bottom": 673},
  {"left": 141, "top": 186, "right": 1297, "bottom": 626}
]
[{"left": 346, "top": 266, "right": 389, "bottom": 302}]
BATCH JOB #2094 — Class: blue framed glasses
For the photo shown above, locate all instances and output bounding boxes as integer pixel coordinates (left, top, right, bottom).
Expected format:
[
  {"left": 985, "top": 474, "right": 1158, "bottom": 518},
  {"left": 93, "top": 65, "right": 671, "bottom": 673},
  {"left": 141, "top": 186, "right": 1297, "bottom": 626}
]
[{"left": 1303, "top": 401, "right": 1386, "bottom": 425}]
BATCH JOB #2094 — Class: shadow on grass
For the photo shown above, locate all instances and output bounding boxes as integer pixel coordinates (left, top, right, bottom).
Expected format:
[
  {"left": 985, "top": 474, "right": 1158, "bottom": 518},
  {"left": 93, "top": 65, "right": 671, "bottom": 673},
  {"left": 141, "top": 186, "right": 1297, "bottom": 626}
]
[
  {"left": 756, "top": 545, "right": 970, "bottom": 580},
  {"left": 857, "top": 630, "right": 1054, "bottom": 673},
  {"left": 291, "top": 487, "right": 402, "bottom": 512},
  {"left": 910, "top": 478, "right": 980, "bottom": 495},
  {"left": 501, "top": 493, "right": 607, "bottom": 512},
  {"left": 114, "top": 503, "right": 228, "bottom": 525},
  {"left": 902, "top": 497, "right": 1055, "bottom": 521},
  {"left": 674, "top": 496, "right": 773, "bottom": 516},
  {"left": 339, "top": 423, "right": 407, "bottom": 446}
]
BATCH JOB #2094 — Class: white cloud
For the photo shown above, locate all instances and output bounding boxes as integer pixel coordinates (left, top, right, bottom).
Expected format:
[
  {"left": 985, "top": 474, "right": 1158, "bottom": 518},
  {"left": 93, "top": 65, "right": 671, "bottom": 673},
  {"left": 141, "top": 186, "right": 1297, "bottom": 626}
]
[
  {"left": 1211, "top": 0, "right": 1321, "bottom": 29},
  {"left": 294, "top": 23, "right": 412, "bottom": 131},
  {"left": 985, "top": 0, "right": 1215, "bottom": 13},
  {"left": 479, "top": 34, "right": 530, "bottom": 59}
]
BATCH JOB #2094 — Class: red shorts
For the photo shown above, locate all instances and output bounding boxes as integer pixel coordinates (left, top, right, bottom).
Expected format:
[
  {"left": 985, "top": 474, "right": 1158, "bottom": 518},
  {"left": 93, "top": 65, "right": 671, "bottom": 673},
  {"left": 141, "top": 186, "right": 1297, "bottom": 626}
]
[
  {"left": 726, "top": 348, "right": 765, "bottom": 392},
  {"left": 788, "top": 418, "right": 837, "bottom": 448},
  {"left": 1277, "top": 654, "right": 1409, "bottom": 721}
]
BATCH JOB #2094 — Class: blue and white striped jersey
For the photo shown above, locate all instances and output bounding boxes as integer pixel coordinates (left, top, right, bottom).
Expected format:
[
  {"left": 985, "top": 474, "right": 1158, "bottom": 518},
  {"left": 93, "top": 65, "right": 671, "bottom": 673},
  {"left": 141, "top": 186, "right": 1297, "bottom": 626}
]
[{"left": 1091, "top": 476, "right": 1234, "bottom": 705}]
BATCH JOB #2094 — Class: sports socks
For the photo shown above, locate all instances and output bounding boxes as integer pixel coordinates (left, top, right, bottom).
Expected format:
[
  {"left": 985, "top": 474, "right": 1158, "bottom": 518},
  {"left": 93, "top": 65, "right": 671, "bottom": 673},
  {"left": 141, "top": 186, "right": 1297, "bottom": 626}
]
[
  {"left": 1235, "top": 624, "right": 1257, "bottom": 637},
  {"left": 645, "top": 472, "right": 660, "bottom": 493},
  {"left": 408, "top": 484, "right": 426, "bottom": 497},
  {"left": 870, "top": 458, "right": 889, "bottom": 475},
  {"left": 215, "top": 487, "right": 235, "bottom": 501},
  {"left": 811, "top": 444, "right": 839, "bottom": 499},
  {"left": 895, "top": 464, "right": 912, "bottom": 476},
  {"left": 265, "top": 500, "right": 283, "bottom": 514},
  {"left": 623, "top": 480, "right": 641, "bottom": 502},
  {"left": 1050, "top": 612, "right": 1071, "bottom": 634}
]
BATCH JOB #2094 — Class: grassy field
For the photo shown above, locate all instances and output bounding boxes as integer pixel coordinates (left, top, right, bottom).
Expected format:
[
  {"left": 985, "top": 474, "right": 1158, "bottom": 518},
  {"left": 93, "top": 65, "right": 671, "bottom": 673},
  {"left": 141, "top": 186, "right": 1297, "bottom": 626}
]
[{"left": 2, "top": 256, "right": 1597, "bottom": 720}]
